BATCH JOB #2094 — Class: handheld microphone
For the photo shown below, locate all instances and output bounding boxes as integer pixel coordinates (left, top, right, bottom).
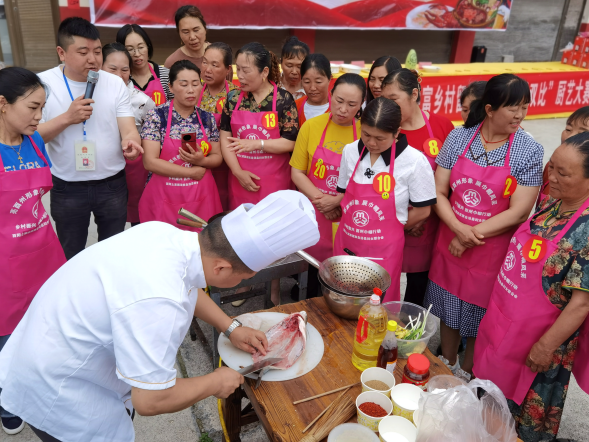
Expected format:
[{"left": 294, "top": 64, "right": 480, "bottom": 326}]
[{"left": 84, "top": 70, "right": 99, "bottom": 100}]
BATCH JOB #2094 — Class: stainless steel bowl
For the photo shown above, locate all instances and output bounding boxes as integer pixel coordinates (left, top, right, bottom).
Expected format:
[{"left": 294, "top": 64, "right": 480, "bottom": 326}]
[{"left": 319, "top": 276, "right": 373, "bottom": 320}]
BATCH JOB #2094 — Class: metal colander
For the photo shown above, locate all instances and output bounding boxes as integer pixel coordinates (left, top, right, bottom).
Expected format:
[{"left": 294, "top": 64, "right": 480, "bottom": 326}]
[{"left": 296, "top": 251, "right": 391, "bottom": 297}]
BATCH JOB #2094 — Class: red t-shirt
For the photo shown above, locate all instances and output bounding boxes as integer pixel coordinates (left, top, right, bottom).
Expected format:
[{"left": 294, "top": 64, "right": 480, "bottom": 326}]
[{"left": 400, "top": 112, "right": 455, "bottom": 162}]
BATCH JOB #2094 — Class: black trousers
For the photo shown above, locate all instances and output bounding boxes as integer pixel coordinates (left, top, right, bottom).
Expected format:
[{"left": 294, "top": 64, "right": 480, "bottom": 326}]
[
  {"left": 404, "top": 271, "right": 430, "bottom": 307},
  {"left": 50, "top": 170, "right": 128, "bottom": 260}
]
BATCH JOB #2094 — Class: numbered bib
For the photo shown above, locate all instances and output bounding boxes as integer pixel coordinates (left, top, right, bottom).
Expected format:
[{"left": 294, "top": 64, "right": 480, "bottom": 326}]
[
  {"left": 423, "top": 138, "right": 442, "bottom": 158},
  {"left": 503, "top": 175, "right": 517, "bottom": 198},
  {"left": 216, "top": 97, "right": 226, "bottom": 113},
  {"left": 373, "top": 172, "right": 395, "bottom": 197},
  {"left": 199, "top": 140, "right": 211, "bottom": 157},
  {"left": 313, "top": 158, "right": 327, "bottom": 180},
  {"left": 152, "top": 91, "right": 164, "bottom": 106},
  {"left": 523, "top": 236, "right": 547, "bottom": 263},
  {"left": 262, "top": 111, "right": 278, "bottom": 130}
]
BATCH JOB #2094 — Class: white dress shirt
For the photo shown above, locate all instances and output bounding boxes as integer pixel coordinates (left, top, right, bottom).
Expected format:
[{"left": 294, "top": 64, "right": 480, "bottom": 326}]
[
  {"left": 0, "top": 222, "right": 206, "bottom": 442},
  {"left": 337, "top": 135, "right": 436, "bottom": 224}
]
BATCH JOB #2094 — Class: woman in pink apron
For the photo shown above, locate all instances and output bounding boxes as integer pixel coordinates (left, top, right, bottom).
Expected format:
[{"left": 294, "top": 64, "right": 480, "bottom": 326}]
[
  {"left": 381, "top": 68, "right": 454, "bottom": 307},
  {"left": 426, "top": 74, "right": 544, "bottom": 379},
  {"left": 365, "top": 55, "right": 401, "bottom": 108},
  {"left": 474, "top": 134, "right": 589, "bottom": 442},
  {"left": 294, "top": 54, "right": 332, "bottom": 128},
  {"left": 102, "top": 43, "right": 156, "bottom": 226},
  {"left": 116, "top": 24, "right": 171, "bottom": 105},
  {"left": 220, "top": 42, "right": 300, "bottom": 306},
  {"left": 538, "top": 106, "right": 589, "bottom": 205},
  {"left": 290, "top": 73, "right": 364, "bottom": 298},
  {"left": 198, "top": 42, "right": 237, "bottom": 211},
  {"left": 278, "top": 37, "right": 309, "bottom": 101},
  {"left": 0, "top": 67, "right": 66, "bottom": 434},
  {"left": 139, "top": 60, "right": 222, "bottom": 231},
  {"left": 333, "top": 97, "right": 437, "bottom": 303}
]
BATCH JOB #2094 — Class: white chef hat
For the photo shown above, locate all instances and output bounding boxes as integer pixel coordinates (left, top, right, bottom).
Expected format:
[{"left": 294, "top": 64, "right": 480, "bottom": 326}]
[{"left": 221, "top": 190, "right": 320, "bottom": 272}]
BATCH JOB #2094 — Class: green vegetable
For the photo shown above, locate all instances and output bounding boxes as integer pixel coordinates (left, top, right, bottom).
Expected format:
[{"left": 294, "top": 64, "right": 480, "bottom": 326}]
[{"left": 397, "top": 304, "right": 432, "bottom": 341}]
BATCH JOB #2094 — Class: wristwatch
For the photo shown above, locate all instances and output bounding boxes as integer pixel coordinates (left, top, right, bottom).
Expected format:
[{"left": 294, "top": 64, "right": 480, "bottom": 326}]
[{"left": 224, "top": 319, "right": 242, "bottom": 338}]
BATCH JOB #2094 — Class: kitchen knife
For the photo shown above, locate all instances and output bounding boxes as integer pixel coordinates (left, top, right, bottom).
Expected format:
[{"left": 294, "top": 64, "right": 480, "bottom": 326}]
[{"left": 237, "top": 358, "right": 283, "bottom": 376}]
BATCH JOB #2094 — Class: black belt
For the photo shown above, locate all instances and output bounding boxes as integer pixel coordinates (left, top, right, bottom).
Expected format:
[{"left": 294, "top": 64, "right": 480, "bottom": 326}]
[{"left": 52, "top": 169, "right": 126, "bottom": 186}]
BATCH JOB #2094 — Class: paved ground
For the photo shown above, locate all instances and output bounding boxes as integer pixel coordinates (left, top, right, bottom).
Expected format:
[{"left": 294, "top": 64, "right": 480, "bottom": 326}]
[{"left": 2, "top": 117, "right": 588, "bottom": 442}]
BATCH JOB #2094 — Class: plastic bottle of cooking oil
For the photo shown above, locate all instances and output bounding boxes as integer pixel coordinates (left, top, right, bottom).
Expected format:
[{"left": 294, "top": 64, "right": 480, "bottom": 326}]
[{"left": 352, "top": 290, "right": 388, "bottom": 371}]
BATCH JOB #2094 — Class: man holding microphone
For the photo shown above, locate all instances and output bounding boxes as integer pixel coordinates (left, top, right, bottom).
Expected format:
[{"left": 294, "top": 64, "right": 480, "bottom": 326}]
[{"left": 38, "top": 17, "right": 143, "bottom": 259}]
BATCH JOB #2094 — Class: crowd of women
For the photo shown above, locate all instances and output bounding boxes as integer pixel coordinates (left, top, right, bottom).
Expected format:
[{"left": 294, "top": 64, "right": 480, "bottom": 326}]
[{"left": 0, "top": 5, "right": 588, "bottom": 441}]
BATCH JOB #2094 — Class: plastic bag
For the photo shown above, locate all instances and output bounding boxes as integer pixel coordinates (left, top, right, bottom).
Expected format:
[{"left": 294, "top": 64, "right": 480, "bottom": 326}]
[{"left": 415, "top": 378, "right": 517, "bottom": 442}]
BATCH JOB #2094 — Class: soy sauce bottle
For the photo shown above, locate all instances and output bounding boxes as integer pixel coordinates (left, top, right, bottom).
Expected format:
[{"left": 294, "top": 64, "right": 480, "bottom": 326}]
[{"left": 377, "top": 320, "right": 398, "bottom": 374}]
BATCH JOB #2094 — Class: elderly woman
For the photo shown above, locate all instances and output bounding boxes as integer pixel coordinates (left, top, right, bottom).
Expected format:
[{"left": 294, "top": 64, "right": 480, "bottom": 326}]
[{"left": 474, "top": 132, "right": 589, "bottom": 442}]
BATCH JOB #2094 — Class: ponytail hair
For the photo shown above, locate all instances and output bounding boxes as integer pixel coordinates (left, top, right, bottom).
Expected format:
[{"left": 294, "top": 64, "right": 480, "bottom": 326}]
[
  {"left": 366, "top": 55, "right": 402, "bottom": 105},
  {"left": 361, "top": 97, "right": 402, "bottom": 135},
  {"left": 236, "top": 42, "right": 281, "bottom": 84},
  {"left": 382, "top": 68, "right": 422, "bottom": 104},
  {"left": 464, "top": 74, "right": 530, "bottom": 128}
]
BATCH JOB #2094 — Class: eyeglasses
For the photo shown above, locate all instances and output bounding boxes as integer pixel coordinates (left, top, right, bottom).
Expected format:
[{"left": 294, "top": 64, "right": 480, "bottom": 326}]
[{"left": 126, "top": 45, "right": 147, "bottom": 55}]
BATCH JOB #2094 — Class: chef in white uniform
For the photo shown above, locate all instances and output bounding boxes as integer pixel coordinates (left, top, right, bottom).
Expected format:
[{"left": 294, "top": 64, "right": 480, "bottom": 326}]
[{"left": 0, "top": 190, "right": 319, "bottom": 442}]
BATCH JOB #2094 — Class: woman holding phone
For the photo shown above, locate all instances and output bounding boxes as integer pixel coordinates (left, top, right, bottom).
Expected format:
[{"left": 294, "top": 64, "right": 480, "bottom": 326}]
[{"left": 139, "top": 60, "right": 222, "bottom": 230}]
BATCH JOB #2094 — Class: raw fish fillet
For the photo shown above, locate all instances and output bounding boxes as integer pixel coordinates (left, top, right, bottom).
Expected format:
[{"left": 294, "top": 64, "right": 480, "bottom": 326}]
[
  {"left": 252, "top": 311, "right": 307, "bottom": 370},
  {"left": 236, "top": 313, "right": 263, "bottom": 330}
]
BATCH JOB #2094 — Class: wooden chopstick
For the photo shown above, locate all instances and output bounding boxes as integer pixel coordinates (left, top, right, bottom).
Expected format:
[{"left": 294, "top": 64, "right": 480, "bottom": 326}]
[
  {"left": 302, "top": 387, "right": 351, "bottom": 434},
  {"left": 176, "top": 218, "right": 204, "bottom": 228},
  {"left": 293, "top": 382, "right": 360, "bottom": 405}
]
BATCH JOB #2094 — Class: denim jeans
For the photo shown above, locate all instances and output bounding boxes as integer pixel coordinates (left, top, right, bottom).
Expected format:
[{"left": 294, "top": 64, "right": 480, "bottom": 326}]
[
  {"left": 0, "top": 334, "right": 15, "bottom": 419},
  {"left": 50, "top": 171, "right": 128, "bottom": 260}
]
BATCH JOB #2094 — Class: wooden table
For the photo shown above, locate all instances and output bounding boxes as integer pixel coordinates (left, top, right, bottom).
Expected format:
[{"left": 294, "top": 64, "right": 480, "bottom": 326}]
[{"left": 221, "top": 297, "right": 453, "bottom": 442}]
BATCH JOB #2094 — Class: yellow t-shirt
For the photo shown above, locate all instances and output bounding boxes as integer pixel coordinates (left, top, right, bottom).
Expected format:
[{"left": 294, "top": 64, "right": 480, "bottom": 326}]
[{"left": 290, "top": 113, "right": 361, "bottom": 173}]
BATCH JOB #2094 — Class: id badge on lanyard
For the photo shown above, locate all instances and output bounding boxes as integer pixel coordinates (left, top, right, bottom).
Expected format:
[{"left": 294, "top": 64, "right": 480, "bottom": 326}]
[{"left": 63, "top": 68, "right": 96, "bottom": 171}]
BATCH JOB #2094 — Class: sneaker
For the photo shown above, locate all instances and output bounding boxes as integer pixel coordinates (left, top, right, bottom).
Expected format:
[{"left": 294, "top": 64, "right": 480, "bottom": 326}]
[
  {"left": 231, "top": 299, "right": 247, "bottom": 307},
  {"left": 2, "top": 416, "right": 25, "bottom": 435},
  {"left": 438, "top": 355, "right": 461, "bottom": 374}
]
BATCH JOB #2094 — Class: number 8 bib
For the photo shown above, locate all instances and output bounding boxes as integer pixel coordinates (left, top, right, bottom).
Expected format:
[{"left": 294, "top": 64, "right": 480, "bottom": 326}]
[{"left": 423, "top": 138, "right": 442, "bottom": 158}]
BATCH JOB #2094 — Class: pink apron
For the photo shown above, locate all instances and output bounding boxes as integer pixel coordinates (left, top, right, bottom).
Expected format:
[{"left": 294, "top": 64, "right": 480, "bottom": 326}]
[
  {"left": 125, "top": 157, "right": 148, "bottom": 223},
  {"left": 402, "top": 110, "right": 441, "bottom": 273},
  {"left": 135, "top": 63, "right": 167, "bottom": 106},
  {"left": 306, "top": 115, "right": 357, "bottom": 262},
  {"left": 138, "top": 101, "right": 222, "bottom": 231},
  {"left": 198, "top": 81, "right": 231, "bottom": 211},
  {"left": 429, "top": 124, "right": 516, "bottom": 308},
  {"left": 474, "top": 198, "right": 589, "bottom": 403},
  {"left": 228, "top": 82, "right": 290, "bottom": 209},
  {"left": 0, "top": 137, "right": 66, "bottom": 335},
  {"left": 334, "top": 144, "right": 405, "bottom": 303}
]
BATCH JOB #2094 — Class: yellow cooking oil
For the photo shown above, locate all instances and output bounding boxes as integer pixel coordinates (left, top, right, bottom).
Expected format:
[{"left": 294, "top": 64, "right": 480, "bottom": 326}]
[{"left": 352, "top": 292, "right": 388, "bottom": 371}]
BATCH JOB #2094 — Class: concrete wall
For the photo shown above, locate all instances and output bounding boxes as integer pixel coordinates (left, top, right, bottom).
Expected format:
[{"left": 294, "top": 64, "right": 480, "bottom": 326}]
[{"left": 473, "top": 0, "right": 584, "bottom": 62}]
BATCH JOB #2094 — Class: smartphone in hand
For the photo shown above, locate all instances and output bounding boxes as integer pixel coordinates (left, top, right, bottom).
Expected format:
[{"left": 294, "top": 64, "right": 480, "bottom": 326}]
[{"left": 181, "top": 131, "right": 196, "bottom": 152}]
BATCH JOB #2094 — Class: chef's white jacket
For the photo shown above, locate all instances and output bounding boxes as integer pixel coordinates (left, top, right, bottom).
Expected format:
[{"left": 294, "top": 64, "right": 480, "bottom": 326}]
[{"left": 0, "top": 222, "right": 206, "bottom": 442}]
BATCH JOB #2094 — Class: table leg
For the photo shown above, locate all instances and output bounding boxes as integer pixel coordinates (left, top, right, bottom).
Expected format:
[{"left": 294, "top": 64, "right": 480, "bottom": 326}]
[
  {"left": 222, "top": 386, "right": 243, "bottom": 442},
  {"left": 299, "top": 270, "right": 308, "bottom": 301},
  {"left": 264, "top": 281, "right": 273, "bottom": 309}
]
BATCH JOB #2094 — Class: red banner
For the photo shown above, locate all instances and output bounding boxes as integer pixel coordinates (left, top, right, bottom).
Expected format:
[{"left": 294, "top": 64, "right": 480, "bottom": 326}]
[
  {"left": 90, "top": 0, "right": 513, "bottom": 30},
  {"left": 417, "top": 71, "right": 589, "bottom": 121}
]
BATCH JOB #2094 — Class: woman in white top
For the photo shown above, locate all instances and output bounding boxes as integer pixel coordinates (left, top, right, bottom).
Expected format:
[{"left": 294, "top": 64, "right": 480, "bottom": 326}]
[
  {"left": 333, "top": 97, "right": 436, "bottom": 302},
  {"left": 102, "top": 42, "right": 155, "bottom": 226}
]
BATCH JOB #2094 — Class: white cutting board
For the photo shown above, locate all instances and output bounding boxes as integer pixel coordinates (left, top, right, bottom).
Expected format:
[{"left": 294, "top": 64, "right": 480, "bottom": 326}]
[{"left": 217, "top": 312, "right": 324, "bottom": 382}]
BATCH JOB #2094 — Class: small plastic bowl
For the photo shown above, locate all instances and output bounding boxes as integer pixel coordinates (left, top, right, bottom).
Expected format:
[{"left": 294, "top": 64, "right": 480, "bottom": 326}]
[
  {"left": 412, "top": 409, "right": 421, "bottom": 428},
  {"left": 327, "top": 423, "right": 380, "bottom": 442},
  {"left": 356, "top": 391, "right": 393, "bottom": 432},
  {"left": 390, "top": 383, "right": 422, "bottom": 424},
  {"left": 426, "top": 374, "right": 467, "bottom": 393},
  {"left": 378, "top": 415, "right": 417, "bottom": 442},
  {"left": 361, "top": 367, "right": 396, "bottom": 398},
  {"left": 382, "top": 301, "right": 438, "bottom": 358}
]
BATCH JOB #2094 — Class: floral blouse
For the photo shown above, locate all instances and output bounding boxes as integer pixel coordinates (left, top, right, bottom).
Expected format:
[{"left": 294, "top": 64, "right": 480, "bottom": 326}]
[
  {"left": 531, "top": 195, "right": 589, "bottom": 310},
  {"left": 219, "top": 87, "right": 299, "bottom": 141},
  {"left": 141, "top": 101, "right": 219, "bottom": 146},
  {"left": 198, "top": 82, "right": 237, "bottom": 115}
]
